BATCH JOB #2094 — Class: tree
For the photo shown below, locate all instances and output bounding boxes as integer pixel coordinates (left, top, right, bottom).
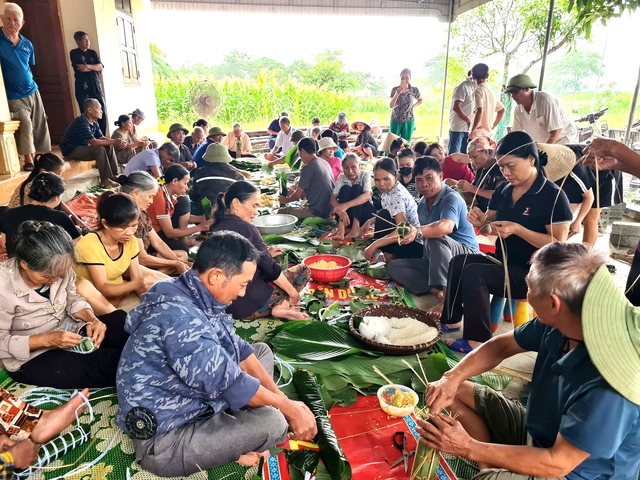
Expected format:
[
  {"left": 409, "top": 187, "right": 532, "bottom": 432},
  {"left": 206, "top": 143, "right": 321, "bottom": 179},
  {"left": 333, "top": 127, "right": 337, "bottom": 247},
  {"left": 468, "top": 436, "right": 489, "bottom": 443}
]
[
  {"left": 298, "top": 49, "right": 369, "bottom": 93},
  {"left": 424, "top": 53, "right": 468, "bottom": 89},
  {"left": 568, "top": 0, "right": 639, "bottom": 35},
  {"left": 150, "top": 44, "right": 175, "bottom": 78},
  {"left": 452, "top": 0, "right": 587, "bottom": 137},
  {"left": 544, "top": 50, "right": 604, "bottom": 96}
]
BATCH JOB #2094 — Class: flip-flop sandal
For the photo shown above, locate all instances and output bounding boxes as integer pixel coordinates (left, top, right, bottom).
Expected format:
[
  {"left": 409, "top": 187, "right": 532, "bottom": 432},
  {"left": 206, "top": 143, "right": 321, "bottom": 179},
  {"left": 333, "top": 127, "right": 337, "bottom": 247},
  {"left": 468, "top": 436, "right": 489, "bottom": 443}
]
[
  {"left": 446, "top": 338, "right": 474, "bottom": 354},
  {"left": 441, "top": 324, "right": 461, "bottom": 333},
  {"left": 23, "top": 163, "right": 34, "bottom": 171}
]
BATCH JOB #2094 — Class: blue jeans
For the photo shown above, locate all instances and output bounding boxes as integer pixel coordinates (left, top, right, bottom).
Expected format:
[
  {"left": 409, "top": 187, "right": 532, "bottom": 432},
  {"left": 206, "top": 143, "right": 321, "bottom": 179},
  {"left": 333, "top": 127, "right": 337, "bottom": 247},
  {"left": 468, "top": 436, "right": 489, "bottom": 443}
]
[{"left": 448, "top": 131, "right": 469, "bottom": 154}]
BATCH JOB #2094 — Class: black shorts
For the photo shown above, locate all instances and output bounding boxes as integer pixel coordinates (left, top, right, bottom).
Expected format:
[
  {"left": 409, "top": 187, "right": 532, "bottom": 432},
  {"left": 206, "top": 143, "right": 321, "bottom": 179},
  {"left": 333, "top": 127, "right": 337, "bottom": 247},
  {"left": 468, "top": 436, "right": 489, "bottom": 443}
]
[{"left": 592, "top": 169, "right": 623, "bottom": 208}]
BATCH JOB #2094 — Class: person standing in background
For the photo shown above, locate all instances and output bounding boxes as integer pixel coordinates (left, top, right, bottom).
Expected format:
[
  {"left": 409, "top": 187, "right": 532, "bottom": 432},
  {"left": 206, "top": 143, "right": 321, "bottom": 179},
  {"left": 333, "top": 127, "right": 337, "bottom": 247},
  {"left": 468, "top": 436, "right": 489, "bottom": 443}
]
[
  {"left": 389, "top": 68, "right": 423, "bottom": 143},
  {"left": 469, "top": 63, "right": 505, "bottom": 140},
  {"left": 0, "top": 3, "right": 51, "bottom": 171},
  {"left": 448, "top": 71, "right": 474, "bottom": 154},
  {"left": 70, "top": 31, "right": 107, "bottom": 135},
  {"left": 267, "top": 111, "right": 288, "bottom": 150}
]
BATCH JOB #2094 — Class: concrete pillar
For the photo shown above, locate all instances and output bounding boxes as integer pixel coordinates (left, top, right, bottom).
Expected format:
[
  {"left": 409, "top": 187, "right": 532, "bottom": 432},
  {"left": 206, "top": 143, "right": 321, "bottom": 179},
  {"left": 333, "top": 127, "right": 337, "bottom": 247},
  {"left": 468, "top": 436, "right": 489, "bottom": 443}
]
[{"left": 0, "top": 57, "right": 21, "bottom": 174}]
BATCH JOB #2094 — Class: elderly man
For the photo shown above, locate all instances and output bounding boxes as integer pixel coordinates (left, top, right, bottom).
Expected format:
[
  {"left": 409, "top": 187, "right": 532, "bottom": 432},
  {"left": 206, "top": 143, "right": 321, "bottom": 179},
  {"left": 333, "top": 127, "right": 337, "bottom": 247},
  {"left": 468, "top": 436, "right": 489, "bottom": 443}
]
[
  {"left": 70, "top": 31, "right": 107, "bottom": 135},
  {"left": 129, "top": 108, "right": 156, "bottom": 151},
  {"left": 193, "top": 126, "right": 226, "bottom": 168},
  {"left": 123, "top": 142, "right": 179, "bottom": 178},
  {"left": 222, "top": 122, "right": 253, "bottom": 158},
  {"left": 507, "top": 74, "right": 578, "bottom": 145},
  {"left": 387, "top": 156, "right": 478, "bottom": 319},
  {"left": 419, "top": 242, "right": 640, "bottom": 480},
  {"left": 0, "top": 2, "right": 51, "bottom": 171},
  {"left": 470, "top": 63, "right": 505, "bottom": 140},
  {"left": 115, "top": 232, "right": 317, "bottom": 477},
  {"left": 166, "top": 123, "right": 195, "bottom": 170},
  {"left": 59, "top": 98, "right": 123, "bottom": 187},
  {"left": 266, "top": 116, "right": 296, "bottom": 166}
]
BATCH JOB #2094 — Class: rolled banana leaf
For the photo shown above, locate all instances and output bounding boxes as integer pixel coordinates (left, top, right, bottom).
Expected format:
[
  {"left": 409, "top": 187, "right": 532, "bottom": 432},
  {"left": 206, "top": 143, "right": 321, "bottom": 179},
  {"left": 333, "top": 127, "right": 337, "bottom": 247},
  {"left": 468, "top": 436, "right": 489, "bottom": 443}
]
[
  {"left": 279, "top": 171, "right": 288, "bottom": 196},
  {"left": 292, "top": 369, "right": 351, "bottom": 480}
]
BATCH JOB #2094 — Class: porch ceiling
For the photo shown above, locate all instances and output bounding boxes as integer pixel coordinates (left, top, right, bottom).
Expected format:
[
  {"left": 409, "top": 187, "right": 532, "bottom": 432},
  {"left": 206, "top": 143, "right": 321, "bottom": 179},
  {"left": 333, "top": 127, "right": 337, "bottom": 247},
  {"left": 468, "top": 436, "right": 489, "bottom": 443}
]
[{"left": 150, "top": 0, "right": 489, "bottom": 22}]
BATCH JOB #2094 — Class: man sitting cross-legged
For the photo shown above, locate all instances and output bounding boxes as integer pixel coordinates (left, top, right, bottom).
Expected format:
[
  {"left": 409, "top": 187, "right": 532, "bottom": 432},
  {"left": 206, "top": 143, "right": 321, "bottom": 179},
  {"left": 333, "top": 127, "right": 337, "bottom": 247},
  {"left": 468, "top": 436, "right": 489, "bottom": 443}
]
[
  {"left": 418, "top": 242, "right": 640, "bottom": 480},
  {"left": 115, "top": 231, "right": 317, "bottom": 477},
  {"left": 387, "top": 155, "right": 478, "bottom": 319}
]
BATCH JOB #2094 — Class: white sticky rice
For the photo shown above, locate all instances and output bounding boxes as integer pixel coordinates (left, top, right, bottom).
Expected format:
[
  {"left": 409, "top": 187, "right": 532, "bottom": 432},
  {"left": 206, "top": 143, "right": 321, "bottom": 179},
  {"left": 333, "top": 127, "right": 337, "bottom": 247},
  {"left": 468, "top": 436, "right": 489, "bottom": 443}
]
[{"left": 383, "top": 317, "right": 438, "bottom": 346}]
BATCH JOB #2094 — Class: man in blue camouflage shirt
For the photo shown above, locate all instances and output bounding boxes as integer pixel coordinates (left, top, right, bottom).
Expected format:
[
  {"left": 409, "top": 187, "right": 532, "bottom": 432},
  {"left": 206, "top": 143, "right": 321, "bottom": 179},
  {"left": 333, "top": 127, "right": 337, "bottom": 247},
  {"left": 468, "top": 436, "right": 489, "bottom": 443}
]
[{"left": 115, "top": 231, "right": 317, "bottom": 477}]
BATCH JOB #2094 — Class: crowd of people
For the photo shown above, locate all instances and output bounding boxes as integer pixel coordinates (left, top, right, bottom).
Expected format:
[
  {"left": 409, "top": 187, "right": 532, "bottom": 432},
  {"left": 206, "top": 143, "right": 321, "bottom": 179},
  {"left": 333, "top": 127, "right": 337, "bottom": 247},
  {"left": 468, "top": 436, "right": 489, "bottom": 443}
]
[{"left": 0, "top": 2, "right": 638, "bottom": 477}]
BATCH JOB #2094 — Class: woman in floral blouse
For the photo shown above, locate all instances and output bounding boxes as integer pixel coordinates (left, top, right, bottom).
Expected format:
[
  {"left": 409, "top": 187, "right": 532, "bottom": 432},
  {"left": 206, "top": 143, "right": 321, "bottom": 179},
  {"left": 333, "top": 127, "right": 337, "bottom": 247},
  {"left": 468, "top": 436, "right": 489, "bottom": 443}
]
[
  {"left": 389, "top": 68, "right": 423, "bottom": 143},
  {"left": 362, "top": 158, "right": 423, "bottom": 261},
  {"left": 0, "top": 221, "right": 128, "bottom": 388}
]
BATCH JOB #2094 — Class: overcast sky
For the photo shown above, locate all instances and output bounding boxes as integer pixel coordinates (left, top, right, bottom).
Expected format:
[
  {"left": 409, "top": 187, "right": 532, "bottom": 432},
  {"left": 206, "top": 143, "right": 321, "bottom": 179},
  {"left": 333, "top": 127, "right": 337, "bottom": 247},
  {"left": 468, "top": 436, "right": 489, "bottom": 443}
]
[{"left": 149, "top": 8, "right": 640, "bottom": 91}]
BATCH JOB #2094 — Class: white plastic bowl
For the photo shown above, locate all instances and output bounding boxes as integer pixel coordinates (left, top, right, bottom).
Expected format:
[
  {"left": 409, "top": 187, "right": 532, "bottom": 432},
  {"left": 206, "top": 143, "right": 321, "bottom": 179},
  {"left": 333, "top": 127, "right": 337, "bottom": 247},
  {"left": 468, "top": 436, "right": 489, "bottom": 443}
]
[{"left": 377, "top": 384, "right": 419, "bottom": 417}]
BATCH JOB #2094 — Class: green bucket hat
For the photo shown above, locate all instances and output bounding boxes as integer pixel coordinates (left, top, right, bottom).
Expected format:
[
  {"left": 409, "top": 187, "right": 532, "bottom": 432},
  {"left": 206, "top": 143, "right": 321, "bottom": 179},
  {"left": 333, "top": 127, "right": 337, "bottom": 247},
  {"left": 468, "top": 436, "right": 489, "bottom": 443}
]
[
  {"left": 202, "top": 143, "right": 233, "bottom": 164},
  {"left": 504, "top": 74, "right": 537, "bottom": 93},
  {"left": 166, "top": 123, "right": 189, "bottom": 138},
  {"left": 207, "top": 126, "right": 227, "bottom": 138},
  {"left": 582, "top": 265, "right": 640, "bottom": 406}
]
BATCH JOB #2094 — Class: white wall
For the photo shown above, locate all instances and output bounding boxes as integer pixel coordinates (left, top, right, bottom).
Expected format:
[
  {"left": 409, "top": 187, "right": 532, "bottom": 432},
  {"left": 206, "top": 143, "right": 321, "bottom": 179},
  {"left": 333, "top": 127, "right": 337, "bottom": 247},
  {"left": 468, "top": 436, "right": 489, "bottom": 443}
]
[{"left": 57, "top": 0, "right": 159, "bottom": 137}]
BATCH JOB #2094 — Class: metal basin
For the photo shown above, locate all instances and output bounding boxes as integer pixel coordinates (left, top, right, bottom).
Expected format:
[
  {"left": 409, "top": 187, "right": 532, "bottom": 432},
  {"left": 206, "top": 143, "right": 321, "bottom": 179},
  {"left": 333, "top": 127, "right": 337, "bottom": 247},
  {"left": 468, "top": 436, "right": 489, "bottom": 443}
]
[{"left": 253, "top": 214, "right": 298, "bottom": 235}]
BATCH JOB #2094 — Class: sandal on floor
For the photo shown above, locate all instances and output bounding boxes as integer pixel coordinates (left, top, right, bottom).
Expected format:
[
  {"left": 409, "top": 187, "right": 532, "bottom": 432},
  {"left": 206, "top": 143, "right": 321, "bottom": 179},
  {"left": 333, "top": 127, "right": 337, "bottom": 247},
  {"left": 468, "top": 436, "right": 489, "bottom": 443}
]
[
  {"left": 23, "top": 163, "right": 34, "bottom": 171},
  {"left": 446, "top": 338, "right": 474, "bottom": 354},
  {"left": 441, "top": 324, "right": 461, "bottom": 333}
]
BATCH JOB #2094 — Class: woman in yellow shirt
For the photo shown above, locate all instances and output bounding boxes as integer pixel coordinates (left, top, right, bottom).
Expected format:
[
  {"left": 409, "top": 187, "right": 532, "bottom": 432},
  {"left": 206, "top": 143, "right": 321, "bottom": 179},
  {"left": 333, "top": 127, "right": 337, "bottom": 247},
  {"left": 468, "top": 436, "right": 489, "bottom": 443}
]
[{"left": 74, "top": 192, "right": 154, "bottom": 308}]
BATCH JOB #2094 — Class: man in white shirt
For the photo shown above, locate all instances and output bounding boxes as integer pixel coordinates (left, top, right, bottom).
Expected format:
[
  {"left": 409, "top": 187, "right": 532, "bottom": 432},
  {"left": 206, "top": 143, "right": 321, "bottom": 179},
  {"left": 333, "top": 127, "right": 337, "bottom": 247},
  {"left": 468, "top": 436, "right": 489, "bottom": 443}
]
[
  {"left": 265, "top": 116, "right": 296, "bottom": 165},
  {"left": 448, "top": 71, "right": 475, "bottom": 154},
  {"left": 507, "top": 74, "right": 578, "bottom": 145},
  {"left": 470, "top": 63, "right": 505, "bottom": 140}
]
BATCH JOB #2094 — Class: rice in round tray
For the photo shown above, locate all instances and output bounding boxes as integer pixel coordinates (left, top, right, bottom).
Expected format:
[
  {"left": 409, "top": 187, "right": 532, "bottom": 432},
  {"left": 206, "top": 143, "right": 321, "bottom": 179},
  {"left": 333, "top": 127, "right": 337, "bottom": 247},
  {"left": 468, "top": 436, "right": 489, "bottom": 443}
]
[{"left": 363, "top": 316, "right": 438, "bottom": 346}]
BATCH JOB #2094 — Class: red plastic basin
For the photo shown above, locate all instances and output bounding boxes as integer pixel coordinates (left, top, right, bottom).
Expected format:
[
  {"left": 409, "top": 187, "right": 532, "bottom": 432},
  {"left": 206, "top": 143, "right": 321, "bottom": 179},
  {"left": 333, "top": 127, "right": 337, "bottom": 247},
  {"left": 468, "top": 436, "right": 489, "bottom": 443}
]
[{"left": 303, "top": 254, "right": 352, "bottom": 283}]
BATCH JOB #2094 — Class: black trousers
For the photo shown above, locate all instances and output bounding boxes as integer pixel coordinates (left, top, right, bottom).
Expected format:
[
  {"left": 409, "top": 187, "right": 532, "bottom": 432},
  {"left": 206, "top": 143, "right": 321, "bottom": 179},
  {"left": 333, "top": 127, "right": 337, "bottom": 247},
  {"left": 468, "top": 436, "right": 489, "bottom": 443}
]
[
  {"left": 10, "top": 310, "right": 129, "bottom": 389},
  {"left": 374, "top": 209, "right": 423, "bottom": 259},
  {"left": 153, "top": 196, "right": 192, "bottom": 253},
  {"left": 442, "top": 254, "right": 529, "bottom": 343},
  {"left": 76, "top": 89, "right": 107, "bottom": 136},
  {"left": 626, "top": 247, "right": 640, "bottom": 306},
  {"left": 337, "top": 184, "right": 376, "bottom": 227}
]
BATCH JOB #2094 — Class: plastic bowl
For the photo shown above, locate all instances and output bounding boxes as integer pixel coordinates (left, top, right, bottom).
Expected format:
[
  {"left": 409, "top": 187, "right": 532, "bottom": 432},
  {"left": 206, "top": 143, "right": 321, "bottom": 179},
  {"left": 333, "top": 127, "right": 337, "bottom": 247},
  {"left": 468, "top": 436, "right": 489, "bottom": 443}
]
[
  {"left": 253, "top": 214, "right": 298, "bottom": 235},
  {"left": 303, "top": 254, "right": 352, "bottom": 283},
  {"left": 377, "top": 384, "right": 419, "bottom": 417}
]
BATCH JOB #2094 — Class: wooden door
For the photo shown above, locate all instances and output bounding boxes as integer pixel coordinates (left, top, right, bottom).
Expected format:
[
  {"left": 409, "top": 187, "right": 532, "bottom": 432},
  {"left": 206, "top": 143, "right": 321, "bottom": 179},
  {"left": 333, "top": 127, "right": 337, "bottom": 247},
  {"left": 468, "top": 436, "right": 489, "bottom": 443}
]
[{"left": 15, "top": 0, "right": 75, "bottom": 144}]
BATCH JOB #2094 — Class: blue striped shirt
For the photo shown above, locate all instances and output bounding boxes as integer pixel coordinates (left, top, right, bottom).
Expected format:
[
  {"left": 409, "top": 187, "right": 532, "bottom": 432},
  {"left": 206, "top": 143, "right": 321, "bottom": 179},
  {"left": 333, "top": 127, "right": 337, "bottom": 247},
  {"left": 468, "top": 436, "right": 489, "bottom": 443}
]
[{"left": 60, "top": 115, "right": 104, "bottom": 157}]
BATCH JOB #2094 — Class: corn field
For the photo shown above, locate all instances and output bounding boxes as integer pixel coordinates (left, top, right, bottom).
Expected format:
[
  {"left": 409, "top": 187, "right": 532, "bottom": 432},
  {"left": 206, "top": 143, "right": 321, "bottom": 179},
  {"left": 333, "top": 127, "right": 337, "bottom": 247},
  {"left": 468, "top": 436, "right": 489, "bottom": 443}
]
[{"left": 153, "top": 74, "right": 389, "bottom": 129}]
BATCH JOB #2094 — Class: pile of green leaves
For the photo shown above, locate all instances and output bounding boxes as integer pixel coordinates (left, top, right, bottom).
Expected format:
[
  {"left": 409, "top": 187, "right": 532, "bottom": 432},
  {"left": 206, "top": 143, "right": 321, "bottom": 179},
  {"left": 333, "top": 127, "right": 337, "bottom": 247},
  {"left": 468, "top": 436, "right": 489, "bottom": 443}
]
[{"left": 230, "top": 159, "right": 261, "bottom": 172}]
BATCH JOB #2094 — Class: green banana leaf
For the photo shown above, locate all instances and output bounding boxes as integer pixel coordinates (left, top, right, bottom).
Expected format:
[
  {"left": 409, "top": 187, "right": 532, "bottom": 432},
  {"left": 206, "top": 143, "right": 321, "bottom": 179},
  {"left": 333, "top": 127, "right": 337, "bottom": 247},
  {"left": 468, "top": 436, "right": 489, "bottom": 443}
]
[
  {"left": 284, "top": 449, "right": 321, "bottom": 480},
  {"left": 335, "top": 243, "right": 366, "bottom": 263},
  {"left": 293, "top": 370, "right": 352, "bottom": 480},
  {"left": 269, "top": 321, "right": 381, "bottom": 360},
  {"left": 262, "top": 234, "right": 310, "bottom": 244},
  {"left": 301, "top": 217, "right": 337, "bottom": 226}
]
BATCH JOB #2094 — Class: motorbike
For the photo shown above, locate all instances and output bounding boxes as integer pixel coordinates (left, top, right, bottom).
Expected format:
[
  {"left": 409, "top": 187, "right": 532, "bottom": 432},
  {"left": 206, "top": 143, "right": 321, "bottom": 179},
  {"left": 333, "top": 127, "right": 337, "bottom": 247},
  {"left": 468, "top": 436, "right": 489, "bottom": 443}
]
[{"left": 576, "top": 107, "right": 608, "bottom": 144}]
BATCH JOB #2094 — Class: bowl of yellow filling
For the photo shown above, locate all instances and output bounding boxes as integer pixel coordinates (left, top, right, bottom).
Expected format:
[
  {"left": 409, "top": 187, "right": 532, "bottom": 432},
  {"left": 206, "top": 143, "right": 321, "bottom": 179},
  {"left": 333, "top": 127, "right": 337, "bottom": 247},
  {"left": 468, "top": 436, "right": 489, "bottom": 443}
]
[
  {"left": 303, "top": 254, "right": 352, "bottom": 283},
  {"left": 377, "top": 384, "right": 419, "bottom": 417}
]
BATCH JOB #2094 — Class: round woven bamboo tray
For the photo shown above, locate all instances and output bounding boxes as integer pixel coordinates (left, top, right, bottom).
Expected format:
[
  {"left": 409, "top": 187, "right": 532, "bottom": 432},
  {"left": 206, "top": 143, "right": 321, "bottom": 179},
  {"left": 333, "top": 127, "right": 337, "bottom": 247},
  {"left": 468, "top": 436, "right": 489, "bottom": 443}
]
[{"left": 349, "top": 304, "right": 442, "bottom": 356}]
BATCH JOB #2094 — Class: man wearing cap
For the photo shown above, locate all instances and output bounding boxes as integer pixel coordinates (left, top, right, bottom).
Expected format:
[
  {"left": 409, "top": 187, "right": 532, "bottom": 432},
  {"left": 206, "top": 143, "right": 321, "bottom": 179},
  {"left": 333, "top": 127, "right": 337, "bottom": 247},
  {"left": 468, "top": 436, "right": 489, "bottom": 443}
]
[
  {"left": 448, "top": 71, "right": 475, "bottom": 154},
  {"left": 166, "top": 123, "right": 195, "bottom": 170},
  {"left": 222, "top": 123, "right": 253, "bottom": 158},
  {"left": 470, "top": 63, "right": 505, "bottom": 140},
  {"left": 193, "top": 126, "right": 226, "bottom": 168},
  {"left": 419, "top": 241, "right": 640, "bottom": 480},
  {"left": 59, "top": 98, "right": 124, "bottom": 187},
  {"left": 0, "top": 2, "right": 51, "bottom": 171},
  {"left": 123, "top": 142, "right": 179, "bottom": 178},
  {"left": 266, "top": 117, "right": 296, "bottom": 165},
  {"left": 70, "top": 31, "right": 107, "bottom": 135},
  {"left": 507, "top": 74, "right": 578, "bottom": 145}
]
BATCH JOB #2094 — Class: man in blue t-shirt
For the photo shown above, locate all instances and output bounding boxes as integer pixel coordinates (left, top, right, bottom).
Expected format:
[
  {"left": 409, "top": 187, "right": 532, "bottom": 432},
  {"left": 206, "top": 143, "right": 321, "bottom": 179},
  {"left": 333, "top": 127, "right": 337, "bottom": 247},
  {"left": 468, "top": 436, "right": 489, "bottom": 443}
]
[
  {"left": 0, "top": 3, "right": 51, "bottom": 170},
  {"left": 418, "top": 242, "right": 640, "bottom": 480},
  {"left": 387, "top": 155, "right": 479, "bottom": 318}
]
